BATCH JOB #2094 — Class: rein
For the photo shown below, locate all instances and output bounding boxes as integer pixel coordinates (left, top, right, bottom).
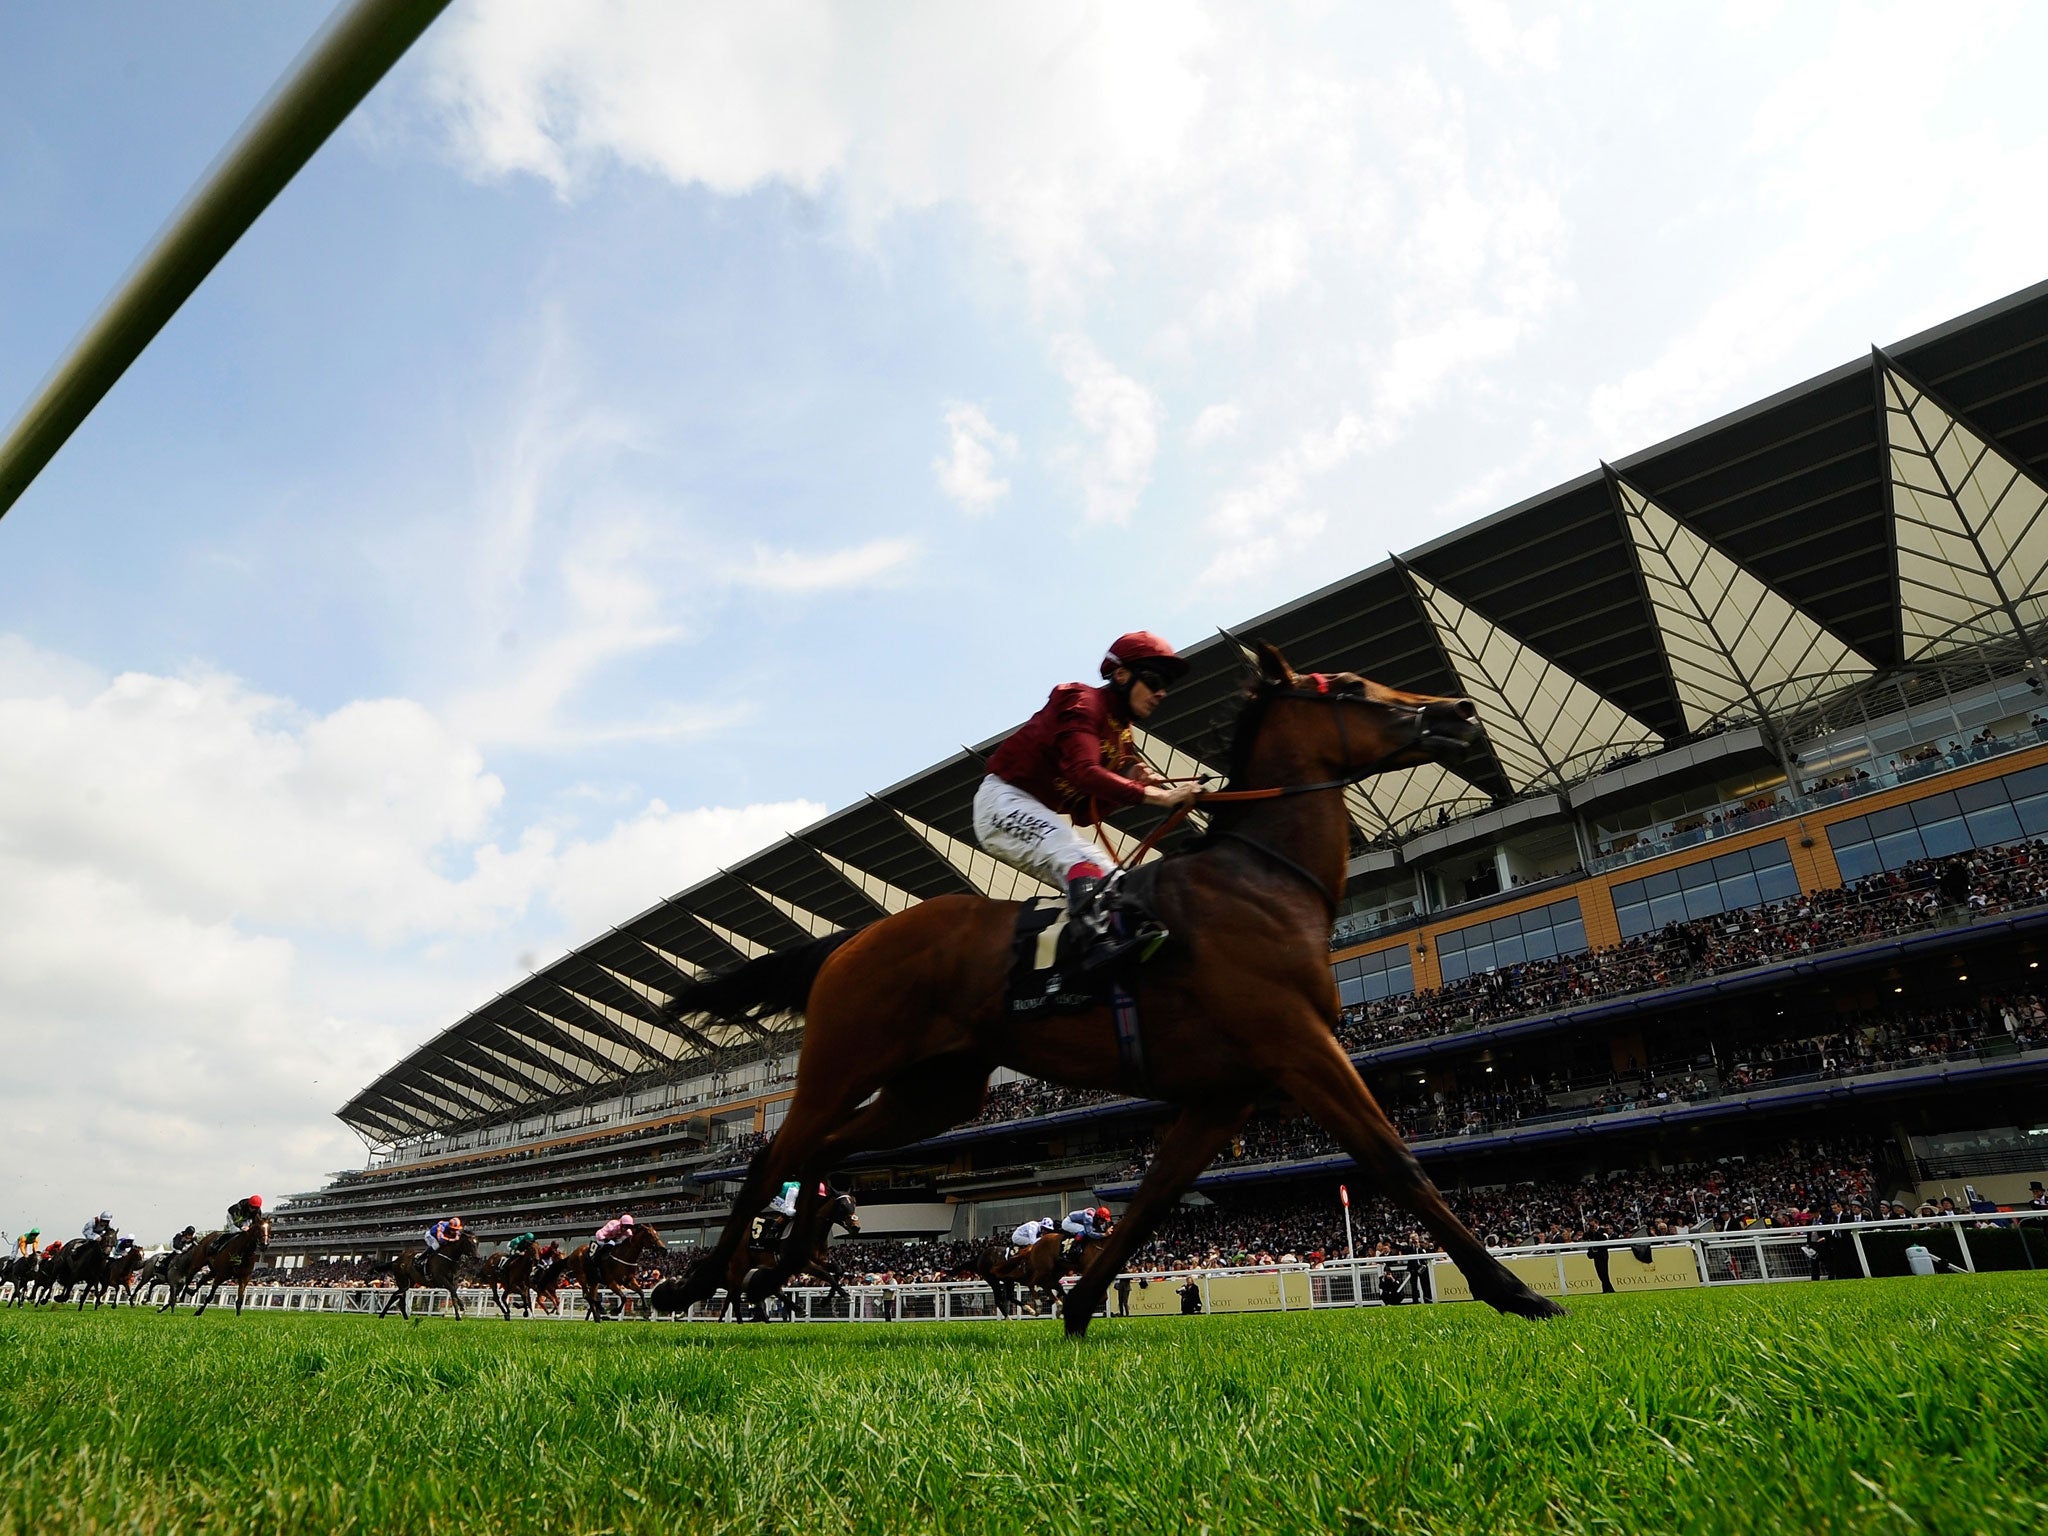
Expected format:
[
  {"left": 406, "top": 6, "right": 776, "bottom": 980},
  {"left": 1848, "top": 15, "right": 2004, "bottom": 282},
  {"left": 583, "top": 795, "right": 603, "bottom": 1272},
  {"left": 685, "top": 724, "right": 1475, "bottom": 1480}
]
[{"left": 1108, "top": 678, "right": 1422, "bottom": 894}]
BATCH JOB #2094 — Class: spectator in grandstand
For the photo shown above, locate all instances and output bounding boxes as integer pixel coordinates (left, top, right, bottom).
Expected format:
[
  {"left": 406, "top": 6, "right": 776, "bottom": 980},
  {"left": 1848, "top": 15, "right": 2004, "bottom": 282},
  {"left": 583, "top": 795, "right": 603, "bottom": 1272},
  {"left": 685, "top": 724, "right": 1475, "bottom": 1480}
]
[{"left": 975, "top": 630, "right": 1199, "bottom": 972}]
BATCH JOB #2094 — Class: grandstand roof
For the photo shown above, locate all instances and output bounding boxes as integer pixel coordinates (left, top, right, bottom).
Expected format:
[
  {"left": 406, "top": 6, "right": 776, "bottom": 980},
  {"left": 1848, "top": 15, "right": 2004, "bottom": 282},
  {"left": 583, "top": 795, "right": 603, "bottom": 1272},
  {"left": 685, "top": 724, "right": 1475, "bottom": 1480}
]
[{"left": 338, "top": 277, "right": 2048, "bottom": 1150}]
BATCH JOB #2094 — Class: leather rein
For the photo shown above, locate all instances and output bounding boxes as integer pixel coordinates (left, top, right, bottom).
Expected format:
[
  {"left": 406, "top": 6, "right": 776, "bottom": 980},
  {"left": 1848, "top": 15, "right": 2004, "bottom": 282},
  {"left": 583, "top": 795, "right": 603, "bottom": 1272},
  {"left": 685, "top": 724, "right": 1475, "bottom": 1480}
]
[{"left": 1110, "top": 675, "right": 1424, "bottom": 915}]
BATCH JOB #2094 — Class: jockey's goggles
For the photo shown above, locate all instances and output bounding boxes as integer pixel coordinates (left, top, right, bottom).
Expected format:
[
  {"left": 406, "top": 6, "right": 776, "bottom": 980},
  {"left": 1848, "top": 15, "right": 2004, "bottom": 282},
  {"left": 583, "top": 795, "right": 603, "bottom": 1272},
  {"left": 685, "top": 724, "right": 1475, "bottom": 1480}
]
[{"left": 1130, "top": 668, "right": 1171, "bottom": 693}]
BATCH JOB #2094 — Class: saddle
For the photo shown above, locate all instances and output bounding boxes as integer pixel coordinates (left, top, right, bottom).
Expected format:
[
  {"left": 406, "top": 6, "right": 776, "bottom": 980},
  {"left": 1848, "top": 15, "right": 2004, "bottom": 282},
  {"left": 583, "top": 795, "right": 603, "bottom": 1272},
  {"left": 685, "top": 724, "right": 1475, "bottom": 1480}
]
[
  {"left": 1005, "top": 864, "right": 1162, "bottom": 1089},
  {"left": 1004, "top": 863, "right": 1166, "bottom": 1021}
]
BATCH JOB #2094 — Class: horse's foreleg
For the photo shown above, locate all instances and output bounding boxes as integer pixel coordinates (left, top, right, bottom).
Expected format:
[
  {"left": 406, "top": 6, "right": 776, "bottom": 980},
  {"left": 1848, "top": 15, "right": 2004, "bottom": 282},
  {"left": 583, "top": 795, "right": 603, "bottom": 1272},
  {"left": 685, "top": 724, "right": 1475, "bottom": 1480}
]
[
  {"left": 1060, "top": 1103, "right": 1252, "bottom": 1335},
  {"left": 1272, "top": 1029, "right": 1563, "bottom": 1321}
]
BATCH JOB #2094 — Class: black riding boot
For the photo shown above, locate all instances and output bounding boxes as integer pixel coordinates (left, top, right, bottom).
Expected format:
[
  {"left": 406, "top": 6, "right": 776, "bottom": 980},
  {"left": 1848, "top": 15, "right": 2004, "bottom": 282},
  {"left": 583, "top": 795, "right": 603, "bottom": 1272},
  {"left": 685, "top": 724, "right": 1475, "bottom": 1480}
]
[{"left": 1062, "top": 874, "right": 1166, "bottom": 974}]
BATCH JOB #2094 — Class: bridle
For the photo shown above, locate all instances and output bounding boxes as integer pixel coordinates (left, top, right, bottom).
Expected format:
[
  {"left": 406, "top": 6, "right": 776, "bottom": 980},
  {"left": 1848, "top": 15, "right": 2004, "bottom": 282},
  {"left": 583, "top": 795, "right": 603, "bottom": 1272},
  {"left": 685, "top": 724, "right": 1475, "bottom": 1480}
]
[{"left": 1110, "top": 675, "right": 1436, "bottom": 914}]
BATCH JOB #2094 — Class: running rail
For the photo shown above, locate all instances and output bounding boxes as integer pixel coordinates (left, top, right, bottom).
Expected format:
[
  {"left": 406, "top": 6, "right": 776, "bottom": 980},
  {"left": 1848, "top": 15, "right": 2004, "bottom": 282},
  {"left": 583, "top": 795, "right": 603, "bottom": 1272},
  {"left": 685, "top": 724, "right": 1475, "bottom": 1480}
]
[
  {"left": 0, "top": 0, "right": 452, "bottom": 522},
  {"left": 96, "top": 1213, "right": 2046, "bottom": 1321}
]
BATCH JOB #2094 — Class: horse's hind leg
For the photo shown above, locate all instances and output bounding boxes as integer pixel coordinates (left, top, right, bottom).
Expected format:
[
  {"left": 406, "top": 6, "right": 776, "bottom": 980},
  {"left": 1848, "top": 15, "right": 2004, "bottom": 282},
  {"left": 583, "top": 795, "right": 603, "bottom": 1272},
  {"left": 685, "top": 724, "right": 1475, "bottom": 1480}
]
[
  {"left": 1059, "top": 1102, "right": 1254, "bottom": 1335},
  {"left": 1271, "top": 1025, "right": 1563, "bottom": 1321}
]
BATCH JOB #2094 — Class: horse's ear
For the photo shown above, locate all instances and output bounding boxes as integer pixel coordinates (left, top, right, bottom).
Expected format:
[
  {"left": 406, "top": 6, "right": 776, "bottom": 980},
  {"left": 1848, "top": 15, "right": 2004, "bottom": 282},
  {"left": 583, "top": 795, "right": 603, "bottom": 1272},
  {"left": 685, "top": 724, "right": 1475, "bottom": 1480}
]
[{"left": 1251, "top": 638, "right": 1296, "bottom": 688}]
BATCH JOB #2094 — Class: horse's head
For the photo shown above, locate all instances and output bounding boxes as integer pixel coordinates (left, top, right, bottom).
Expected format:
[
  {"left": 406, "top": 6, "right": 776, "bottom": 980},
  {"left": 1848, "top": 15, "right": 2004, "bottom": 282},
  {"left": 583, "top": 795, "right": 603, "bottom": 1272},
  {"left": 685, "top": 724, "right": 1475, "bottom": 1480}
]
[
  {"left": 1240, "top": 639, "right": 1479, "bottom": 782},
  {"left": 253, "top": 1217, "right": 272, "bottom": 1248},
  {"left": 456, "top": 1231, "right": 480, "bottom": 1258},
  {"left": 831, "top": 1194, "right": 860, "bottom": 1235},
  {"left": 635, "top": 1224, "right": 667, "bottom": 1254}
]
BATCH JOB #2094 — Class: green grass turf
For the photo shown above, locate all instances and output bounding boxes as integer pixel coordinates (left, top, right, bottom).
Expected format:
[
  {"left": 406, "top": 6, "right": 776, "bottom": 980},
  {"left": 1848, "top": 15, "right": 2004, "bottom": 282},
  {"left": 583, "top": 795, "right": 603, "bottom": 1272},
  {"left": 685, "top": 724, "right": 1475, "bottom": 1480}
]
[{"left": 1, "top": 1275, "right": 2043, "bottom": 1535}]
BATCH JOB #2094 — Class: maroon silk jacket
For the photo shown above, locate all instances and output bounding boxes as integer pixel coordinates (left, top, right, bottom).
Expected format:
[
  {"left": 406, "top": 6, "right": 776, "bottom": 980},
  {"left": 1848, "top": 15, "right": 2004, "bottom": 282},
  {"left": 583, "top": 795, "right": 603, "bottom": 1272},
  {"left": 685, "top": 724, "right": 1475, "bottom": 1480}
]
[{"left": 984, "top": 683, "right": 1149, "bottom": 825}]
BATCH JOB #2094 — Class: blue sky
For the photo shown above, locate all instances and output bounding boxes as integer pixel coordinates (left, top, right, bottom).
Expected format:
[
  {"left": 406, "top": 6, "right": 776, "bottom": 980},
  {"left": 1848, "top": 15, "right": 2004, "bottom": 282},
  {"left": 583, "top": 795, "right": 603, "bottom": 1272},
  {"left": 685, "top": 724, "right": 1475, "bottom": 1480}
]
[{"left": 6, "top": 0, "right": 2048, "bottom": 1232}]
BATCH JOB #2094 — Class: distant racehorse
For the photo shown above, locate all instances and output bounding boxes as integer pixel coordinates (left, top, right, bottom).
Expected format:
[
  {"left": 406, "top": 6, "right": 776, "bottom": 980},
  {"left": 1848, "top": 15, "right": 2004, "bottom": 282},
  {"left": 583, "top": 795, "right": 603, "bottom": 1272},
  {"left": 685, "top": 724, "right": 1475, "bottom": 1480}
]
[
  {"left": 562, "top": 1223, "right": 666, "bottom": 1321},
  {"left": 479, "top": 1246, "right": 551, "bottom": 1321},
  {"left": 529, "top": 1244, "right": 567, "bottom": 1315},
  {"left": 48, "top": 1232, "right": 117, "bottom": 1309},
  {"left": 375, "top": 1230, "right": 480, "bottom": 1320},
  {"left": 982, "top": 1233, "right": 1075, "bottom": 1318},
  {"left": 728, "top": 1189, "right": 860, "bottom": 1321},
  {"left": 191, "top": 1218, "right": 272, "bottom": 1317},
  {"left": 87, "top": 1245, "right": 147, "bottom": 1308}
]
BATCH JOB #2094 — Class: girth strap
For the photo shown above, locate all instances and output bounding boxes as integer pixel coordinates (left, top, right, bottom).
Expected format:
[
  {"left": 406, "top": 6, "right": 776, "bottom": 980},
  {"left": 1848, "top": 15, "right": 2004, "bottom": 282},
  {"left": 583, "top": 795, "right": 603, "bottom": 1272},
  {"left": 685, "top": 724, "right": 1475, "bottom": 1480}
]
[{"left": 1111, "top": 982, "right": 1148, "bottom": 1094}]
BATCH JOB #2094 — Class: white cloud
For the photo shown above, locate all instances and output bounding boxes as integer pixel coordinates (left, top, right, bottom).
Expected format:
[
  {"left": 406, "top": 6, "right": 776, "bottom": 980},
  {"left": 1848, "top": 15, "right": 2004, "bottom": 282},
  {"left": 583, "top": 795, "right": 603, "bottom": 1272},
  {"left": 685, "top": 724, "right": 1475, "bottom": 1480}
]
[
  {"left": 422, "top": 0, "right": 1213, "bottom": 298},
  {"left": 546, "top": 797, "right": 827, "bottom": 938},
  {"left": 1452, "top": 0, "right": 1562, "bottom": 76},
  {"left": 0, "top": 634, "right": 836, "bottom": 1228},
  {"left": 1051, "top": 333, "right": 1162, "bottom": 525},
  {"left": 1197, "top": 411, "right": 1374, "bottom": 592},
  {"left": 932, "top": 402, "right": 1017, "bottom": 513},
  {"left": 730, "top": 537, "right": 919, "bottom": 593},
  {"left": 1187, "top": 402, "right": 1242, "bottom": 448}
]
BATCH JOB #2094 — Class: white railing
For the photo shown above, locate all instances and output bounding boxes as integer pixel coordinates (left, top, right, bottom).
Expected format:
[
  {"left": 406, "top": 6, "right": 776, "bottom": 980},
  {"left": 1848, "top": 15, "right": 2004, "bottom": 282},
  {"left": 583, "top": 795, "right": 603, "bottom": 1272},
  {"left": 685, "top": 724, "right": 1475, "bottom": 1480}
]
[{"left": 80, "top": 1212, "right": 2038, "bottom": 1322}]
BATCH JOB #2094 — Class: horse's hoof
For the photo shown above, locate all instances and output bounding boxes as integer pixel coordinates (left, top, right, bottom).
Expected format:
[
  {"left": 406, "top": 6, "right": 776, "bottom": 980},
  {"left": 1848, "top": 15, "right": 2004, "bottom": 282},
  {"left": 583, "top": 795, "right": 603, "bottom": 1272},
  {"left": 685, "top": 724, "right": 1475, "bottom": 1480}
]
[{"left": 1488, "top": 1286, "right": 1566, "bottom": 1321}]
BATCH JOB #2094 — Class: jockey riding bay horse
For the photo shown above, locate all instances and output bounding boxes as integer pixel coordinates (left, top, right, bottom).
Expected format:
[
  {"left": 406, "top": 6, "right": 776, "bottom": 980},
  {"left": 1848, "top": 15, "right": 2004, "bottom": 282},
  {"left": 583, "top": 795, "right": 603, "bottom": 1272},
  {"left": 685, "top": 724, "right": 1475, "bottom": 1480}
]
[
  {"left": 669, "top": 642, "right": 1566, "bottom": 1335},
  {"left": 480, "top": 1246, "right": 542, "bottom": 1321},
  {"left": 724, "top": 1187, "right": 860, "bottom": 1321},
  {"left": 185, "top": 1217, "right": 273, "bottom": 1317},
  {"left": 562, "top": 1222, "right": 666, "bottom": 1321},
  {"left": 87, "top": 1243, "right": 147, "bottom": 1308},
  {"left": 375, "top": 1229, "right": 479, "bottom": 1320},
  {"left": 975, "top": 1231, "right": 1075, "bottom": 1319}
]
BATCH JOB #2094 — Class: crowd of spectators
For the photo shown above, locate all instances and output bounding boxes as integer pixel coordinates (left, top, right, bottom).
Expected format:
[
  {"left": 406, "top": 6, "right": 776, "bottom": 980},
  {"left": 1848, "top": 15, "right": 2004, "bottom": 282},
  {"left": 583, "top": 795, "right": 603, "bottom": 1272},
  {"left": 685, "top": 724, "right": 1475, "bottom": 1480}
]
[
  {"left": 1335, "top": 842, "right": 2048, "bottom": 1055},
  {"left": 962, "top": 1080, "right": 1124, "bottom": 1129}
]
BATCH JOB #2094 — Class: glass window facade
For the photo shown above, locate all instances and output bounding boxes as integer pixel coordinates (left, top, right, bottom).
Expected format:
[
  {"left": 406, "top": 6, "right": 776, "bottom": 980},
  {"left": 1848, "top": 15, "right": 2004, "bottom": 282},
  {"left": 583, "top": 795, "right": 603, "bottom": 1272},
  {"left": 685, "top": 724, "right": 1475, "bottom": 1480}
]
[
  {"left": 1333, "top": 947, "right": 1414, "bottom": 1008},
  {"left": 1827, "top": 763, "right": 2048, "bottom": 880},
  {"left": 1436, "top": 898, "right": 1587, "bottom": 983},
  {"left": 1611, "top": 841, "right": 1800, "bottom": 938}
]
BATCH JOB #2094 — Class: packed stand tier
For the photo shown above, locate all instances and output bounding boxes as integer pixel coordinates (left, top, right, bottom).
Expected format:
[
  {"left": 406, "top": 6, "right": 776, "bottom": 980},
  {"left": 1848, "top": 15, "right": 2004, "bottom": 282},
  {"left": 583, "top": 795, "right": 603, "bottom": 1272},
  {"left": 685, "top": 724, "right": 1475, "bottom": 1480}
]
[{"left": 1336, "top": 843, "right": 2048, "bottom": 1053}]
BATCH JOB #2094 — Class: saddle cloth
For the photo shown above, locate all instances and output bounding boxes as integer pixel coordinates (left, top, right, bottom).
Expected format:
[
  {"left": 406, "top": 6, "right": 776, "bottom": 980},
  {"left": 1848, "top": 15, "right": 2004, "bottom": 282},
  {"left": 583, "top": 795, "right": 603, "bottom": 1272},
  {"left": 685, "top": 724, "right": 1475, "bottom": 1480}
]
[{"left": 1003, "top": 862, "right": 1165, "bottom": 1020}]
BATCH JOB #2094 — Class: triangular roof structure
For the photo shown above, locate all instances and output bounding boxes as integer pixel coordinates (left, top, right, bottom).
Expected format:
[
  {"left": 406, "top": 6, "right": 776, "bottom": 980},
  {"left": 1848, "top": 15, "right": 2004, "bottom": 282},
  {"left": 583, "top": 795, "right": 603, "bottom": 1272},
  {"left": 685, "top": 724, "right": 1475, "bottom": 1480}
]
[
  {"left": 1880, "top": 356, "right": 2048, "bottom": 662},
  {"left": 1403, "top": 563, "right": 1663, "bottom": 790},
  {"left": 886, "top": 803, "right": 1056, "bottom": 901},
  {"left": 1611, "top": 469, "right": 1875, "bottom": 733}
]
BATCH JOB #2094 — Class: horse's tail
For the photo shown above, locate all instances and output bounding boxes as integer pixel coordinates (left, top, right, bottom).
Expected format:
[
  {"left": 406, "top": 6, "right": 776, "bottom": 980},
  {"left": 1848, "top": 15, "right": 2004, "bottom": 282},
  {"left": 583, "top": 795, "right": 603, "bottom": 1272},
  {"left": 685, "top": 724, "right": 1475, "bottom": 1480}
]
[{"left": 659, "top": 929, "right": 863, "bottom": 1029}]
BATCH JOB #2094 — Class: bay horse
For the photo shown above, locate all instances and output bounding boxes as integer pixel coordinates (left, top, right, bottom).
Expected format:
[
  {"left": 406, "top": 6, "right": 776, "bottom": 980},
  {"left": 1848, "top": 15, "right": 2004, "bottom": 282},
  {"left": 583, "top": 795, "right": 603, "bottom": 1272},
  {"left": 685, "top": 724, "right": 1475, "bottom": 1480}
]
[
  {"left": 374, "top": 1229, "right": 479, "bottom": 1320},
  {"left": 47, "top": 1232, "right": 116, "bottom": 1308},
  {"left": 727, "top": 1188, "right": 860, "bottom": 1320},
  {"left": 668, "top": 642, "right": 1565, "bottom": 1336},
  {"left": 562, "top": 1223, "right": 666, "bottom": 1320},
  {"left": 87, "top": 1245, "right": 146, "bottom": 1308},
  {"left": 529, "top": 1243, "right": 567, "bottom": 1314},
  {"left": 979, "top": 1232, "right": 1078, "bottom": 1318},
  {"left": 191, "top": 1218, "right": 273, "bottom": 1317},
  {"left": 479, "top": 1247, "right": 538, "bottom": 1321}
]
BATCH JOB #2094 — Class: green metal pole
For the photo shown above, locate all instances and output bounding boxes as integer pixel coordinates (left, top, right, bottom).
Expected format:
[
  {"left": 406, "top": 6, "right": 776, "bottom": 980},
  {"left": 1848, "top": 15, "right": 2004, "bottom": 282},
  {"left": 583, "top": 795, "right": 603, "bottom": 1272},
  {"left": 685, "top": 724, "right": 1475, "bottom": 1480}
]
[{"left": 0, "top": 0, "right": 453, "bottom": 522}]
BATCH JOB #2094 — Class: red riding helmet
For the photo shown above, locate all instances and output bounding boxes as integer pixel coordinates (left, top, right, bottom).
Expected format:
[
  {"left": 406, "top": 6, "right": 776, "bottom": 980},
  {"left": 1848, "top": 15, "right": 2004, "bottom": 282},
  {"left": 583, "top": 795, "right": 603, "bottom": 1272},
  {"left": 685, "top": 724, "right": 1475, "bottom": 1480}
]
[
  {"left": 1096, "top": 1206, "right": 1112, "bottom": 1222},
  {"left": 248, "top": 1195, "right": 263, "bottom": 1209},
  {"left": 1101, "top": 632, "right": 1190, "bottom": 683}
]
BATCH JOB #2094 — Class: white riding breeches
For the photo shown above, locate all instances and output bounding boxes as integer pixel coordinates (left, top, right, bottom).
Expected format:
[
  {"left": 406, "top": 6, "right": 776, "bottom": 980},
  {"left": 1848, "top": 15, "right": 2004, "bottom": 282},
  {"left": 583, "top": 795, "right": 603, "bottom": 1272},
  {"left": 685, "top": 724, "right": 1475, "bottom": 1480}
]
[{"left": 972, "top": 775, "right": 1107, "bottom": 889}]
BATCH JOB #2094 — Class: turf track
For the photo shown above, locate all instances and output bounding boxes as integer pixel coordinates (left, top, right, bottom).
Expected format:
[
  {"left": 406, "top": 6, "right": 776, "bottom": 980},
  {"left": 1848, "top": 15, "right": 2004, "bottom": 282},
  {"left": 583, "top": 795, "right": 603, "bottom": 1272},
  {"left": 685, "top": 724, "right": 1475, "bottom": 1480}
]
[{"left": 1, "top": 1274, "right": 2043, "bottom": 1535}]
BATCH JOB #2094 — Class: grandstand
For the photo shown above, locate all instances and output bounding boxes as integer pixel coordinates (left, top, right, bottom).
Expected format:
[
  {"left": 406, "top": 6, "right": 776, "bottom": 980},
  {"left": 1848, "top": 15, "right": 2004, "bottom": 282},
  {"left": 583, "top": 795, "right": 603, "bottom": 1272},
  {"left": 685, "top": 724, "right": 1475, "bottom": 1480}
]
[{"left": 269, "top": 279, "right": 2048, "bottom": 1270}]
